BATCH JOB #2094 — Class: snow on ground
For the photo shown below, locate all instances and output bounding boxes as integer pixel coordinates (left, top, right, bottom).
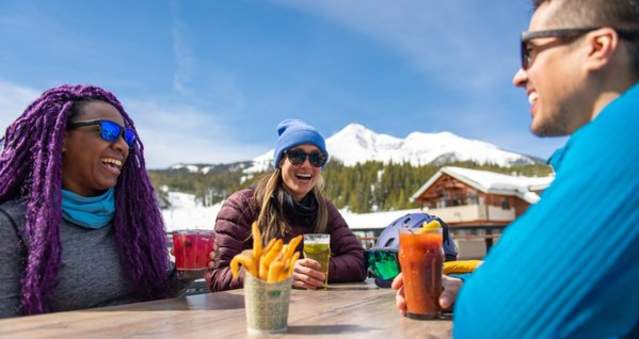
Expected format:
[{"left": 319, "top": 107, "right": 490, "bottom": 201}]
[
  {"left": 161, "top": 191, "right": 415, "bottom": 232},
  {"left": 162, "top": 192, "right": 221, "bottom": 232},
  {"left": 443, "top": 166, "right": 554, "bottom": 192},
  {"left": 340, "top": 208, "right": 422, "bottom": 230}
]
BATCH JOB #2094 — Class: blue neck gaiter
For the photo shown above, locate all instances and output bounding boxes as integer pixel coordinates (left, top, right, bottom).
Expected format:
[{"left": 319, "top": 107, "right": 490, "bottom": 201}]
[{"left": 61, "top": 188, "right": 115, "bottom": 229}]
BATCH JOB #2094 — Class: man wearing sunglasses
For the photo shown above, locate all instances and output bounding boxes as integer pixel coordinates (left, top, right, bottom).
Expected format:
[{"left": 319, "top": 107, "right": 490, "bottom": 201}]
[{"left": 448, "top": 0, "right": 639, "bottom": 337}]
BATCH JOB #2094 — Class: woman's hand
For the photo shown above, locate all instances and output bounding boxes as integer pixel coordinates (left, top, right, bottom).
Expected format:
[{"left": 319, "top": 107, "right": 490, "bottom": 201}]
[
  {"left": 292, "top": 258, "right": 326, "bottom": 289},
  {"left": 391, "top": 273, "right": 463, "bottom": 314}
]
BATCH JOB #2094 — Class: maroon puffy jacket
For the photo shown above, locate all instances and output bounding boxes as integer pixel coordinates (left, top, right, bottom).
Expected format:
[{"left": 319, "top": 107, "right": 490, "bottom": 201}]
[{"left": 207, "top": 188, "right": 366, "bottom": 291}]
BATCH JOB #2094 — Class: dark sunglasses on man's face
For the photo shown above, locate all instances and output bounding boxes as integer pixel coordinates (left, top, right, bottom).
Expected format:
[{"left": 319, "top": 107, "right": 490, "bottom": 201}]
[
  {"left": 520, "top": 27, "right": 600, "bottom": 70},
  {"left": 284, "top": 148, "right": 327, "bottom": 167},
  {"left": 520, "top": 27, "right": 639, "bottom": 70},
  {"left": 68, "top": 119, "right": 136, "bottom": 147}
]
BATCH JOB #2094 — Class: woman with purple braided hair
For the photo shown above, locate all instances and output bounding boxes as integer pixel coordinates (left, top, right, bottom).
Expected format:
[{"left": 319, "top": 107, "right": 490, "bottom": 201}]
[{"left": 0, "top": 84, "right": 181, "bottom": 318}]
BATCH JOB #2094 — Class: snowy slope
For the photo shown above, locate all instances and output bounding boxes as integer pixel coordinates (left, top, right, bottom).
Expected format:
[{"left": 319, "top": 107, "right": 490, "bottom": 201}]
[
  {"left": 161, "top": 191, "right": 221, "bottom": 232},
  {"left": 161, "top": 191, "right": 412, "bottom": 232},
  {"left": 169, "top": 162, "right": 251, "bottom": 175},
  {"left": 246, "top": 123, "right": 538, "bottom": 172}
]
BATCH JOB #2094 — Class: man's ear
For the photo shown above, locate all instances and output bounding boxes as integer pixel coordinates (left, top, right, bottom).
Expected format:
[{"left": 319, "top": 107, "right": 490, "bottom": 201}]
[{"left": 584, "top": 27, "right": 619, "bottom": 72}]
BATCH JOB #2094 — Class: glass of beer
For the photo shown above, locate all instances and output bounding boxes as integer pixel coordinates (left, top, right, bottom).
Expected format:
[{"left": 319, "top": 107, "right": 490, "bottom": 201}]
[
  {"left": 303, "top": 233, "right": 331, "bottom": 287},
  {"left": 398, "top": 227, "right": 443, "bottom": 319}
]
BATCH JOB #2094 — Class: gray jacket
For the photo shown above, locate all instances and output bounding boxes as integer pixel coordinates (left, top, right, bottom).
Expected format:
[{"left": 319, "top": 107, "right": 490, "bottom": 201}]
[{"left": 0, "top": 199, "right": 179, "bottom": 318}]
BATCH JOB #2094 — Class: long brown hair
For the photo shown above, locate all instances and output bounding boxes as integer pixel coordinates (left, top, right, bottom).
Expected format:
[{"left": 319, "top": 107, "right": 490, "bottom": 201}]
[{"left": 253, "top": 168, "right": 328, "bottom": 245}]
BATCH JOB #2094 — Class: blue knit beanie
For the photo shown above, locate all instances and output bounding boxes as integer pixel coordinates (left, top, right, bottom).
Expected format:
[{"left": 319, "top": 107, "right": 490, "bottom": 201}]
[{"left": 273, "top": 119, "right": 328, "bottom": 168}]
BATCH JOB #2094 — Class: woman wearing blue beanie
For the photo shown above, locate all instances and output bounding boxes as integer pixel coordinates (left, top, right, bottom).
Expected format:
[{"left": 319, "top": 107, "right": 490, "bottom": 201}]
[{"left": 208, "top": 119, "right": 367, "bottom": 291}]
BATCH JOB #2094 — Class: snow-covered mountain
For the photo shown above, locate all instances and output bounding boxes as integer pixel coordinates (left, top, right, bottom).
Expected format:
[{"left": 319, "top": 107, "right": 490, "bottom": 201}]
[
  {"left": 169, "top": 161, "right": 252, "bottom": 175},
  {"left": 246, "top": 123, "right": 541, "bottom": 172}
]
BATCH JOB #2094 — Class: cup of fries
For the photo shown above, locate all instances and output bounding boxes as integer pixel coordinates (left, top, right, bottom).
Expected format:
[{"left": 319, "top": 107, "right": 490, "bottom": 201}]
[{"left": 230, "top": 222, "right": 303, "bottom": 334}]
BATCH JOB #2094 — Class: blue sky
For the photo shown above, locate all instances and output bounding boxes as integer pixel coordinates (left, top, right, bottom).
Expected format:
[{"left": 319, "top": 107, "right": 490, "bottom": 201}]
[{"left": 0, "top": 0, "right": 566, "bottom": 168}]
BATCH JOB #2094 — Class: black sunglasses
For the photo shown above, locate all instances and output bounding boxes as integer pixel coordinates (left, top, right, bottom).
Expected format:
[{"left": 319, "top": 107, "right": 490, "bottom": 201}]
[
  {"left": 68, "top": 119, "right": 136, "bottom": 147},
  {"left": 520, "top": 27, "right": 639, "bottom": 70},
  {"left": 284, "top": 148, "right": 327, "bottom": 167}
]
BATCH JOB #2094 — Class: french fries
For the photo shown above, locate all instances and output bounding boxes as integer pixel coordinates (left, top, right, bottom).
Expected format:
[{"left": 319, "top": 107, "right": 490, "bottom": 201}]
[
  {"left": 252, "top": 221, "right": 263, "bottom": 259},
  {"left": 230, "top": 250, "right": 258, "bottom": 278},
  {"left": 259, "top": 239, "right": 282, "bottom": 280},
  {"left": 230, "top": 221, "right": 303, "bottom": 283}
]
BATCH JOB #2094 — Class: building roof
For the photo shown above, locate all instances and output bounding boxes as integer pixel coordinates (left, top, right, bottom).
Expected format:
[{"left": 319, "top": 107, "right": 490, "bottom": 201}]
[
  {"left": 340, "top": 208, "right": 423, "bottom": 230},
  {"left": 410, "top": 166, "right": 555, "bottom": 204}
]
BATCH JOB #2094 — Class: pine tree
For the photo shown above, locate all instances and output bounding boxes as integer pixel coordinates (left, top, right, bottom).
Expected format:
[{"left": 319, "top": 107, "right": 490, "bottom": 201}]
[{"left": 149, "top": 160, "right": 552, "bottom": 213}]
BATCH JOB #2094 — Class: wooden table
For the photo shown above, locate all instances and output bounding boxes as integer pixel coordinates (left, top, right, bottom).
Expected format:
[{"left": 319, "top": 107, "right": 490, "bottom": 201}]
[{"left": 0, "top": 280, "right": 452, "bottom": 338}]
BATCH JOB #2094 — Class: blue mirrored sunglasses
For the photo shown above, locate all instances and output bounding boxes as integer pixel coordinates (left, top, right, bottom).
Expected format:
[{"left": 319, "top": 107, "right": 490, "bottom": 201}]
[{"left": 68, "top": 119, "right": 136, "bottom": 147}]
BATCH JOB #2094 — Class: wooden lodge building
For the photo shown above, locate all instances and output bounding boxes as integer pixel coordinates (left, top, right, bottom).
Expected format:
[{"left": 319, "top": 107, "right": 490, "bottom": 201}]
[{"left": 410, "top": 166, "right": 554, "bottom": 258}]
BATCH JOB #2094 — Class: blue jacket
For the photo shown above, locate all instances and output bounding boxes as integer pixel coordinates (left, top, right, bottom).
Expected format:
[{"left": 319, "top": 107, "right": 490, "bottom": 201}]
[{"left": 454, "top": 83, "right": 639, "bottom": 339}]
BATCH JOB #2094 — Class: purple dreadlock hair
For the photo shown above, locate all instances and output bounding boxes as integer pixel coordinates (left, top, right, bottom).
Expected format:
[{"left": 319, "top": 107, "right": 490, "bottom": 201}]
[{"left": 0, "top": 84, "right": 170, "bottom": 315}]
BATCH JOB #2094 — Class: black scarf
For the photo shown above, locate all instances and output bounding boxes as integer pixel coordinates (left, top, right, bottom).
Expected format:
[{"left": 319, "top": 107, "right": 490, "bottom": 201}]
[{"left": 274, "top": 188, "right": 318, "bottom": 229}]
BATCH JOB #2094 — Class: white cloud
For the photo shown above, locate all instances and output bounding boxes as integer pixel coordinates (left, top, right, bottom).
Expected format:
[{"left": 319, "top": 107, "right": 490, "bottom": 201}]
[
  {"left": 271, "top": 0, "right": 521, "bottom": 93},
  {"left": 171, "top": 24, "right": 195, "bottom": 94},
  {"left": 124, "top": 99, "right": 267, "bottom": 168},
  {"left": 0, "top": 80, "right": 266, "bottom": 168},
  {"left": 0, "top": 81, "right": 40, "bottom": 134},
  {"left": 267, "top": 1, "right": 560, "bottom": 157},
  {"left": 170, "top": 1, "right": 196, "bottom": 95}
]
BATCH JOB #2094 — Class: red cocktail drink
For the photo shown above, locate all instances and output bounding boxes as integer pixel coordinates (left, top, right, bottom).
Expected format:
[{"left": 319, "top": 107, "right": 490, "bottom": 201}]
[
  {"left": 398, "top": 227, "right": 443, "bottom": 319},
  {"left": 172, "top": 230, "right": 214, "bottom": 279}
]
